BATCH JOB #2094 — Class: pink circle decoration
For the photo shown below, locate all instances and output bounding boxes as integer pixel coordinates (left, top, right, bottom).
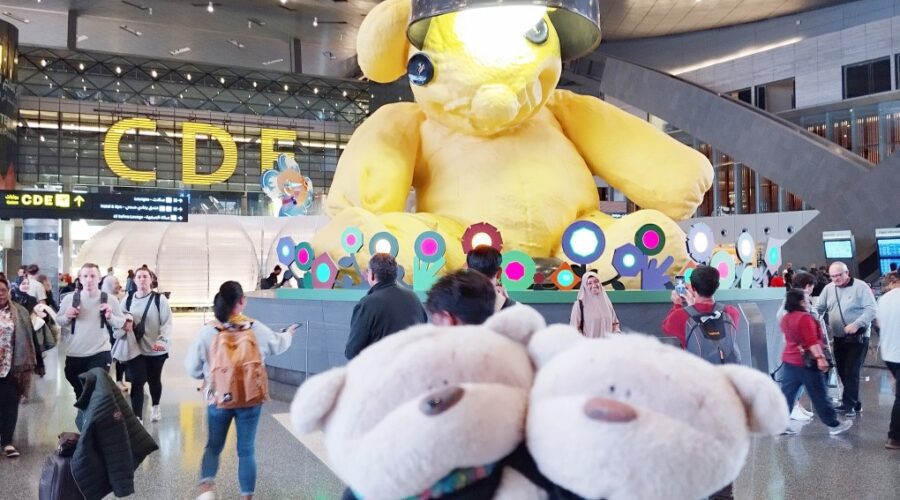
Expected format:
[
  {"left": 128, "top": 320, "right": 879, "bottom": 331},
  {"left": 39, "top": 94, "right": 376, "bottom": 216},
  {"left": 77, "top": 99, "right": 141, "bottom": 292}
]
[
  {"left": 298, "top": 248, "right": 311, "bottom": 264},
  {"left": 421, "top": 238, "right": 438, "bottom": 256},
  {"left": 506, "top": 262, "right": 525, "bottom": 281},
  {"left": 642, "top": 231, "right": 660, "bottom": 249},
  {"left": 717, "top": 262, "right": 729, "bottom": 277},
  {"left": 346, "top": 234, "right": 356, "bottom": 246}
]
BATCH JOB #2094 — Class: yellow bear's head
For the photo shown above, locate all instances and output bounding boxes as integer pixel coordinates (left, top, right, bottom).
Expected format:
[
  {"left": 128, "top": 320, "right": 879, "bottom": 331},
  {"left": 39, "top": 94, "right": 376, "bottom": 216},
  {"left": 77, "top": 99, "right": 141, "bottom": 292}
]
[{"left": 358, "top": 0, "right": 562, "bottom": 137}]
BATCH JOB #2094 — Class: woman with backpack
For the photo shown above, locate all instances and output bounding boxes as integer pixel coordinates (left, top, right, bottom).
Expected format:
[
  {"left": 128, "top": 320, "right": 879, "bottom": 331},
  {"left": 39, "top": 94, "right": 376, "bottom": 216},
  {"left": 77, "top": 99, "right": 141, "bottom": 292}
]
[
  {"left": 115, "top": 268, "right": 173, "bottom": 423},
  {"left": 779, "top": 288, "right": 853, "bottom": 436},
  {"left": 570, "top": 272, "right": 620, "bottom": 338},
  {"left": 185, "top": 281, "right": 296, "bottom": 500}
]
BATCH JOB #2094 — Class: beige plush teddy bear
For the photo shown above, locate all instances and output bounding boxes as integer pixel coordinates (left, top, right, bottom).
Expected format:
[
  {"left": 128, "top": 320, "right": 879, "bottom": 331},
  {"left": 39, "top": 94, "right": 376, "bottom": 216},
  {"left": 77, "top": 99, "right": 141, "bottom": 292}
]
[
  {"left": 526, "top": 329, "right": 789, "bottom": 500},
  {"left": 290, "top": 305, "right": 551, "bottom": 499}
]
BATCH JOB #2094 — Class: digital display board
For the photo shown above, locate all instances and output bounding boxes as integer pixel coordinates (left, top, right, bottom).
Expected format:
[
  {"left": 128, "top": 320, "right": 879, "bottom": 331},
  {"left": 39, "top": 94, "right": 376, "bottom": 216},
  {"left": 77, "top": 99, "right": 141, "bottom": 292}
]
[
  {"left": 824, "top": 240, "right": 853, "bottom": 259},
  {"left": 0, "top": 190, "right": 188, "bottom": 222},
  {"left": 877, "top": 237, "right": 900, "bottom": 274}
]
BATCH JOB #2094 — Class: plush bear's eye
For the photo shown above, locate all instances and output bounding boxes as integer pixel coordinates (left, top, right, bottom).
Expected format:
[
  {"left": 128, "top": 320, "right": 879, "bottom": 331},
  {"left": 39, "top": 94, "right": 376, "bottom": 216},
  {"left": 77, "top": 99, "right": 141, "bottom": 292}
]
[
  {"left": 525, "top": 19, "right": 549, "bottom": 45},
  {"left": 608, "top": 385, "right": 615, "bottom": 394},
  {"left": 442, "top": 380, "right": 448, "bottom": 386},
  {"left": 625, "top": 390, "right": 632, "bottom": 399}
]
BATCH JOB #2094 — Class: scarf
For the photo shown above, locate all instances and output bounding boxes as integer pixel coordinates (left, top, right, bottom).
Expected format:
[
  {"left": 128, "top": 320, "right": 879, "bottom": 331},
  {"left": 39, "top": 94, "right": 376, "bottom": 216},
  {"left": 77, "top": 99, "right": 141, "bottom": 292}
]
[{"left": 571, "top": 272, "right": 619, "bottom": 338}]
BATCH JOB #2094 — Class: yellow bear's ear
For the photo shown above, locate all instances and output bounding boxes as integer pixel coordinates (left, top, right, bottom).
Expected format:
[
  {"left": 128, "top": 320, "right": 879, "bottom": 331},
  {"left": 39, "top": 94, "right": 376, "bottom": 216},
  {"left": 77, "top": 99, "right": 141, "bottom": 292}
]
[{"left": 358, "top": 0, "right": 413, "bottom": 83}]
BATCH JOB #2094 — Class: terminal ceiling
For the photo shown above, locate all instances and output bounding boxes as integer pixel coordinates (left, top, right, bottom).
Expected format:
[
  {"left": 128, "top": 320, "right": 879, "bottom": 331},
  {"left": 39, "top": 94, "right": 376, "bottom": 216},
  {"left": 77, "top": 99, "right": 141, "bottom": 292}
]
[{"left": 0, "top": 0, "right": 857, "bottom": 78}]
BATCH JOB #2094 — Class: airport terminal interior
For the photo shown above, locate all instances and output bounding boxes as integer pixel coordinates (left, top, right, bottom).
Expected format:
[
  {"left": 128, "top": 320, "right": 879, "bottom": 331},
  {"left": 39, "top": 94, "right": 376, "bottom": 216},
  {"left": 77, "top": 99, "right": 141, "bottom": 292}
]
[{"left": 0, "top": 0, "right": 899, "bottom": 499}]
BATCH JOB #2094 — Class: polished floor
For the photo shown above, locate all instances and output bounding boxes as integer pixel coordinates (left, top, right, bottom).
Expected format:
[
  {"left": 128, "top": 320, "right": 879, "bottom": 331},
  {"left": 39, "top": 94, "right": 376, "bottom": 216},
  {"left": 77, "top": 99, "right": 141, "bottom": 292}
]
[{"left": 1, "top": 313, "right": 898, "bottom": 499}]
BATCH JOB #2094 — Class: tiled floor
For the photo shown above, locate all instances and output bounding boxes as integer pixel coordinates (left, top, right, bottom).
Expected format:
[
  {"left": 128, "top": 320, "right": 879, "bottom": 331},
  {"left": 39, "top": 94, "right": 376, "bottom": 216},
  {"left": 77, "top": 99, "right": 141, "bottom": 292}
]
[{"left": 1, "top": 313, "right": 898, "bottom": 499}]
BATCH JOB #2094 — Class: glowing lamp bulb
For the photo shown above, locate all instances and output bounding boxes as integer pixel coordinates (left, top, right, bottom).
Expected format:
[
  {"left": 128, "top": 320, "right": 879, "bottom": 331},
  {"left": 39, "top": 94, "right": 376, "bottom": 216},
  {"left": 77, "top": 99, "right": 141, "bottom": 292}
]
[
  {"left": 455, "top": 6, "right": 547, "bottom": 65},
  {"left": 622, "top": 254, "right": 636, "bottom": 268},
  {"left": 374, "top": 239, "right": 392, "bottom": 254},
  {"left": 739, "top": 240, "right": 752, "bottom": 257},
  {"left": 207, "top": 2, "right": 214, "bottom": 13},
  {"left": 471, "top": 232, "right": 492, "bottom": 248},
  {"left": 570, "top": 228, "right": 599, "bottom": 258},
  {"left": 693, "top": 232, "right": 709, "bottom": 253}
]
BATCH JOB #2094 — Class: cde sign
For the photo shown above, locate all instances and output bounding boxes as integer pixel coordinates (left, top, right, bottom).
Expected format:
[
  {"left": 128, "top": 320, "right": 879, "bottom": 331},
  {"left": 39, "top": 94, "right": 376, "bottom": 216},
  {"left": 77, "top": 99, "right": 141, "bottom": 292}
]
[{"left": 103, "top": 118, "right": 307, "bottom": 185}]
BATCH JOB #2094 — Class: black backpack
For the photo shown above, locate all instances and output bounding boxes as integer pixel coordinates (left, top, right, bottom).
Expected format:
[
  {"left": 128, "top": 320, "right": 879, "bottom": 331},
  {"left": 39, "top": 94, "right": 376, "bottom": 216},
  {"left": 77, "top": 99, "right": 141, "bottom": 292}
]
[
  {"left": 684, "top": 304, "right": 741, "bottom": 364},
  {"left": 38, "top": 433, "right": 85, "bottom": 500},
  {"left": 71, "top": 291, "right": 114, "bottom": 344}
]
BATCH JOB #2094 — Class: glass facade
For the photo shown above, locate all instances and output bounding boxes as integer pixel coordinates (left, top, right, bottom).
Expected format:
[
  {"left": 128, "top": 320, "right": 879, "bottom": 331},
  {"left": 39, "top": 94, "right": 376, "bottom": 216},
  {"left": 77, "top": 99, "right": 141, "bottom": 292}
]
[
  {"left": 792, "top": 99, "right": 900, "bottom": 166},
  {"left": 12, "top": 47, "right": 372, "bottom": 215}
]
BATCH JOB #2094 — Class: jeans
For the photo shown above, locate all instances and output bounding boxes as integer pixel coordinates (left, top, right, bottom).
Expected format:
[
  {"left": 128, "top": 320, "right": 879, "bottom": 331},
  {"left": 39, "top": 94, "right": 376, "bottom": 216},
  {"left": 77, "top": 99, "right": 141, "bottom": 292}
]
[
  {"left": 780, "top": 362, "right": 839, "bottom": 427},
  {"left": 833, "top": 336, "right": 868, "bottom": 410},
  {"left": 200, "top": 404, "right": 262, "bottom": 496},
  {"left": 887, "top": 361, "right": 900, "bottom": 441},
  {"left": 125, "top": 354, "right": 167, "bottom": 418},
  {"left": 0, "top": 375, "right": 19, "bottom": 446},
  {"left": 65, "top": 351, "right": 112, "bottom": 398}
]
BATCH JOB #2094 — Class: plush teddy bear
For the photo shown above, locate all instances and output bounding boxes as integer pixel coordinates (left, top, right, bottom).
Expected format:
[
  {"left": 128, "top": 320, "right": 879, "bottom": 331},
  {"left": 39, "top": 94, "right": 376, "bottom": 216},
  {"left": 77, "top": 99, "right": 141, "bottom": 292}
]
[
  {"left": 290, "top": 305, "right": 551, "bottom": 499},
  {"left": 314, "top": 0, "right": 712, "bottom": 282},
  {"left": 526, "top": 328, "right": 789, "bottom": 500}
]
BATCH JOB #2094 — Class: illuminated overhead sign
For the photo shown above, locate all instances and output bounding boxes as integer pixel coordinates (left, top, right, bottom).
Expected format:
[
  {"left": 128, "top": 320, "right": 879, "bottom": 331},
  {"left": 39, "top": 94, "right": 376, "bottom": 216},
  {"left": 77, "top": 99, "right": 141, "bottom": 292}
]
[
  {"left": 0, "top": 190, "right": 189, "bottom": 222},
  {"left": 102, "top": 118, "right": 332, "bottom": 186}
]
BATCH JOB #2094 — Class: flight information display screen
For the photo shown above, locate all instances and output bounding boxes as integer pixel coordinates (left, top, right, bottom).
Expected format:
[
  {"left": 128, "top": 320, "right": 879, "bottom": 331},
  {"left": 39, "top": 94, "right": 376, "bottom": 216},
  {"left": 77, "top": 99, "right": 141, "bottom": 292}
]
[{"left": 824, "top": 240, "right": 853, "bottom": 259}]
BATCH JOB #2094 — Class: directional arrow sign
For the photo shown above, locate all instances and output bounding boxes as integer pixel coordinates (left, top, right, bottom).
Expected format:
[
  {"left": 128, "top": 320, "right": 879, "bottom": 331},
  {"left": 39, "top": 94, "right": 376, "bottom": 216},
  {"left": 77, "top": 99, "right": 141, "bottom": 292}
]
[{"left": 73, "top": 195, "right": 85, "bottom": 207}]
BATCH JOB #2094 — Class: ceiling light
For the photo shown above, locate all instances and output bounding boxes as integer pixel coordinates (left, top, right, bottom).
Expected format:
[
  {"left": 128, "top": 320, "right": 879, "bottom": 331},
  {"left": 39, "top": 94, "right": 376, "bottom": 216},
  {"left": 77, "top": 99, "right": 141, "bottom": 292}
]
[
  {"left": 207, "top": 2, "right": 214, "bottom": 13},
  {"left": 219, "top": 77, "right": 225, "bottom": 84},
  {"left": 119, "top": 25, "right": 143, "bottom": 36},
  {"left": 77, "top": 35, "right": 89, "bottom": 42},
  {"left": 252, "top": 81, "right": 257, "bottom": 88},
  {"left": 284, "top": 84, "right": 289, "bottom": 91},
  {"left": 40, "top": 135, "right": 45, "bottom": 142},
  {"left": 228, "top": 39, "right": 245, "bottom": 49},
  {"left": 151, "top": 69, "right": 158, "bottom": 78},
  {"left": 313, "top": 17, "right": 318, "bottom": 27},
  {"left": 115, "top": 66, "right": 122, "bottom": 74},
  {"left": 313, "top": 88, "right": 319, "bottom": 94},
  {"left": 262, "top": 58, "right": 283, "bottom": 66},
  {"left": 247, "top": 17, "right": 265, "bottom": 28},
  {"left": 170, "top": 47, "right": 191, "bottom": 56},
  {"left": 2, "top": 12, "right": 30, "bottom": 24},
  {"left": 670, "top": 37, "right": 803, "bottom": 75},
  {"left": 40, "top": 59, "right": 47, "bottom": 67},
  {"left": 186, "top": 73, "right": 192, "bottom": 81},
  {"left": 342, "top": 90, "right": 347, "bottom": 97},
  {"left": 78, "top": 63, "right": 85, "bottom": 71},
  {"left": 280, "top": 0, "right": 287, "bottom": 4},
  {"left": 122, "top": 1, "right": 152, "bottom": 16}
]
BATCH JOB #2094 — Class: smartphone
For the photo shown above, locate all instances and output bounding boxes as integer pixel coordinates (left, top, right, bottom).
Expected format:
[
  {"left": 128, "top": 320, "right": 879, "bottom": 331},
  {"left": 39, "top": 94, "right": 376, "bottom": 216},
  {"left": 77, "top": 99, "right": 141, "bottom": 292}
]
[
  {"left": 281, "top": 322, "right": 301, "bottom": 333},
  {"left": 674, "top": 276, "right": 687, "bottom": 296}
]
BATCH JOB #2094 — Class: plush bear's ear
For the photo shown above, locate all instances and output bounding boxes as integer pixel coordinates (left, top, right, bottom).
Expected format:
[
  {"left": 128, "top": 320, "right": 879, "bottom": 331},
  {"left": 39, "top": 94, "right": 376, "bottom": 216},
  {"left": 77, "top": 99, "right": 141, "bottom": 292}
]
[
  {"left": 527, "top": 325, "right": 585, "bottom": 368},
  {"left": 484, "top": 304, "right": 547, "bottom": 345},
  {"left": 718, "top": 365, "right": 789, "bottom": 435},
  {"left": 357, "top": 0, "right": 413, "bottom": 83},
  {"left": 290, "top": 367, "right": 347, "bottom": 434}
]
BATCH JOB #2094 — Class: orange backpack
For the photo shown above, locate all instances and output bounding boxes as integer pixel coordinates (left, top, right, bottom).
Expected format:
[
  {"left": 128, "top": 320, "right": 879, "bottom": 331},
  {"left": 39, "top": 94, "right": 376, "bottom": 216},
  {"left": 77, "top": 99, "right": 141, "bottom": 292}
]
[{"left": 208, "top": 322, "right": 269, "bottom": 409}]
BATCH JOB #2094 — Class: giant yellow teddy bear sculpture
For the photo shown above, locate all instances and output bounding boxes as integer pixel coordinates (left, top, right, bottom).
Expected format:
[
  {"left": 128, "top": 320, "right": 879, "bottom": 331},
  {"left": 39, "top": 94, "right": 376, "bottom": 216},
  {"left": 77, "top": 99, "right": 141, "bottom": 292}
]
[{"left": 314, "top": 0, "right": 712, "bottom": 283}]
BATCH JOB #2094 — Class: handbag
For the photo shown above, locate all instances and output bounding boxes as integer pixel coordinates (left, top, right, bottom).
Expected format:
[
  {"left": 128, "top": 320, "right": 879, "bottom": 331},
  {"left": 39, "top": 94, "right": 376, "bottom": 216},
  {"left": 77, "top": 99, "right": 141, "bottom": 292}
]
[
  {"left": 834, "top": 286, "right": 867, "bottom": 344},
  {"left": 791, "top": 313, "right": 834, "bottom": 370},
  {"left": 111, "top": 331, "right": 141, "bottom": 363}
]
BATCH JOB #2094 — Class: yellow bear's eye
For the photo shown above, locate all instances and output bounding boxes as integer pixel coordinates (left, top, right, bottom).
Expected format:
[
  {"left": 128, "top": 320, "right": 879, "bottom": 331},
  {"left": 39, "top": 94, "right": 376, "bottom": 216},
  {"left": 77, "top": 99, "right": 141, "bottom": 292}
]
[{"left": 525, "top": 19, "right": 549, "bottom": 45}]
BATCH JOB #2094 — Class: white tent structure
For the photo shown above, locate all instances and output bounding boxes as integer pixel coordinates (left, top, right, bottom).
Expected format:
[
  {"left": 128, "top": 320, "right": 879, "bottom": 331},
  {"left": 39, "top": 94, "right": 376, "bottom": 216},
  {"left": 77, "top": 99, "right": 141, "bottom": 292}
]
[{"left": 75, "top": 215, "right": 328, "bottom": 307}]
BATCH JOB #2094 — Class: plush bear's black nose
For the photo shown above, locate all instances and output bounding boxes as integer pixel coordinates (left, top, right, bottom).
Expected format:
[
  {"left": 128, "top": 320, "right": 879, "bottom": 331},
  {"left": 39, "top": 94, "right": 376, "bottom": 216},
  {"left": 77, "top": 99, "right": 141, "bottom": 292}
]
[
  {"left": 420, "top": 386, "right": 464, "bottom": 416},
  {"left": 583, "top": 397, "right": 637, "bottom": 423}
]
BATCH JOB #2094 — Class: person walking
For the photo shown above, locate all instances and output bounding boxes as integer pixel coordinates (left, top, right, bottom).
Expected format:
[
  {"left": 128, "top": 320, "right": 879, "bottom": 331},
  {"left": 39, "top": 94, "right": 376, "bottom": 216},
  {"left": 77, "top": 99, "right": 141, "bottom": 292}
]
[
  {"left": 117, "top": 268, "right": 174, "bottom": 422},
  {"left": 125, "top": 269, "right": 137, "bottom": 295},
  {"left": 816, "top": 262, "right": 877, "bottom": 417},
  {"left": 55, "top": 263, "right": 127, "bottom": 398},
  {"left": 0, "top": 277, "right": 37, "bottom": 458},
  {"left": 779, "top": 289, "right": 852, "bottom": 436},
  {"left": 877, "top": 272, "right": 900, "bottom": 449},
  {"left": 776, "top": 271, "right": 821, "bottom": 422},
  {"left": 37, "top": 274, "right": 57, "bottom": 311},
  {"left": 185, "top": 281, "right": 295, "bottom": 500},
  {"left": 570, "top": 271, "right": 621, "bottom": 338}
]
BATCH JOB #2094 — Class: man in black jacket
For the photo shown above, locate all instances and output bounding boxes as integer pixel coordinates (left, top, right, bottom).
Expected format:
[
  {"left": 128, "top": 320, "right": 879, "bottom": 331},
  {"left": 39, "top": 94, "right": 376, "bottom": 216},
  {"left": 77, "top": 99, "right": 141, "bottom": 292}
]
[{"left": 344, "top": 254, "right": 426, "bottom": 359}]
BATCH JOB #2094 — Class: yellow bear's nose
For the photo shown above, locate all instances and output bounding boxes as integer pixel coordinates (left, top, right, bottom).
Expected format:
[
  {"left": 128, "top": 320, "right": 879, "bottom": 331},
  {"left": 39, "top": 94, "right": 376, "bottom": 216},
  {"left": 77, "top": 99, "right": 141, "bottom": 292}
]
[{"left": 470, "top": 84, "right": 519, "bottom": 132}]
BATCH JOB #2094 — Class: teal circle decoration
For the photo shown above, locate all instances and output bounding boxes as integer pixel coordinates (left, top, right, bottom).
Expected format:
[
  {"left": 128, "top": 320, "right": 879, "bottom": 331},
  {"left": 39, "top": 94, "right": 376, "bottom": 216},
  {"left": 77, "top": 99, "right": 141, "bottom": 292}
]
[
  {"left": 414, "top": 231, "right": 447, "bottom": 264},
  {"left": 501, "top": 250, "right": 536, "bottom": 292},
  {"left": 709, "top": 251, "right": 736, "bottom": 290},
  {"left": 634, "top": 223, "right": 666, "bottom": 256},
  {"left": 368, "top": 231, "right": 400, "bottom": 258},
  {"left": 294, "top": 242, "right": 315, "bottom": 271},
  {"left": 341, "top": 227, "right": 364, "bottom": 254}
]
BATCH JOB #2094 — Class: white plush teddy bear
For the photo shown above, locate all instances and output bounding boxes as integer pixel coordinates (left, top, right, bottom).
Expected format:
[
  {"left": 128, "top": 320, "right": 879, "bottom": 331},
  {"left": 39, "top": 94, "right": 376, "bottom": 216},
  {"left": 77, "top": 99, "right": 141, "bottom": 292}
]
[
  {"left": 290, "top": 305, "right": 551, "bottom": 499},
  {"left": 526, "top": 328, "right": 789, "bottom": 500}
]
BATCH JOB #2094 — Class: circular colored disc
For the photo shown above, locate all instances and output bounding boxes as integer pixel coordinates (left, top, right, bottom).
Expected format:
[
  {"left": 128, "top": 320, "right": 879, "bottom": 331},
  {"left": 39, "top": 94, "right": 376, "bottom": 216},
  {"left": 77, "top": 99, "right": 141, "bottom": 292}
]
[
  {"left": 561, "top": 221, "right": 605, "bottom": 265},
  {"left": 558, "top": 270, "right": 574, "bottom": 287},
  {"left": 315, "top": 263, "right": 331, "bottom": 282},
  {"left": 687, "top": 223, "right": 715, "bottom": 263},
  {"left": 501, "top": 250, "right": 536, "bottom": 292},
  {"left": 709, "top": 251, "right": 736, "bottom": 290},
  {"left": 369, "top": 231, "right": 400, "bottom": 258},
  {"left": 276, "top": 236, "right": 296, "bottom": 266},
  {"left": 736, "top": 232, "right": 755, "bottom": 264},
  {"left": 635, "top": 223, "right": 666, "bottom": 256},
  {"left": 462, "top": 222, "right": 503, "bottom": 253},
  {"left": 341, "top": 227, "right": 364, "bottom": 254},
  {"left": 612, "top": 243, "right": 647, "bottom": 278},
  {"left": 294, "top": 242, "right": 315, "bottom": 271},
  {"left": 414, "top": 231, "right": 447, "bottom": 264}
]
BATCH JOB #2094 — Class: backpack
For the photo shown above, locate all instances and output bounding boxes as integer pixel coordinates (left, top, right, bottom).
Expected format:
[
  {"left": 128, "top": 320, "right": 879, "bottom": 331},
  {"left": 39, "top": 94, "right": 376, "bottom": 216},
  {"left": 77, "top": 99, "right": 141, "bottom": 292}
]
[
  {"left": 207, "top": 322, "right": 269, "bottom": 409},
  {"left": 38, "top": 433, "right": 85, "bottom": 500},
  {"left": 684, "top": 304, "right": 741, "bottom": 365},
  {"left": 71, "top": 291, "right": 114, "bottom": 343}
]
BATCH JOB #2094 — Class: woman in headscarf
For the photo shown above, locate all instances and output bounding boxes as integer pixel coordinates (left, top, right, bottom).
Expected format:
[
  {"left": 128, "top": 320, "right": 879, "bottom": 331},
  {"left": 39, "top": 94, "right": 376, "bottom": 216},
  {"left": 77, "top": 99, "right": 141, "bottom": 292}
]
[
  {"left": 0, "top": 277, "right": 37, "bottom": 457},
  {"left": 570, "top": 272, "right": 621, "bottom": 338}
]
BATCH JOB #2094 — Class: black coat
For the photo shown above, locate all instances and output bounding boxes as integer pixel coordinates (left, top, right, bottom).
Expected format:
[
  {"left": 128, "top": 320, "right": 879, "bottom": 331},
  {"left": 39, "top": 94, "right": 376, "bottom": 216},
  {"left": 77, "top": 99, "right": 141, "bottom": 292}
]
[
  {"left": 72, "top": 368, "right": 159, "bottom": 500},
  {"left": 344, "top": 281, "right": 427, "bottom": 359}
]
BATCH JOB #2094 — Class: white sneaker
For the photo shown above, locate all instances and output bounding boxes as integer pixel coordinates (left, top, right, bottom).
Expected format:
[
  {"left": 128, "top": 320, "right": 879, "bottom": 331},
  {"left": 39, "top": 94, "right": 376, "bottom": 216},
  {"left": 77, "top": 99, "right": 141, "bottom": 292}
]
[
  {"left": 150, "top": 406, "right": 161, "bottom": 422},
  {"left": 790, "top": 406, "right": 812, "bottom": 422},
  {"left": 197, "top": 491, "right": 216, "bottom": 500},
  {"left": 829, "top": 419, "right": 853, "bottom": 436},
  {"left": 799, "top": 405, "right": 814, "bottom": 417}
]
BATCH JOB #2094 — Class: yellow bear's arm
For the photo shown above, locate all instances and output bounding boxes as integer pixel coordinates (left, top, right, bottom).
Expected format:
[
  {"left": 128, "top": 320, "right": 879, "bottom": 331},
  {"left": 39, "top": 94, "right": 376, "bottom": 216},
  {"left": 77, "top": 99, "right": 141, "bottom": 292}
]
[
  {"left": 546, "top": 90, "right": 713, "bottom": 220},
  {"left": 325, "top": 103, "right": 425, "bottom": 215}
]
